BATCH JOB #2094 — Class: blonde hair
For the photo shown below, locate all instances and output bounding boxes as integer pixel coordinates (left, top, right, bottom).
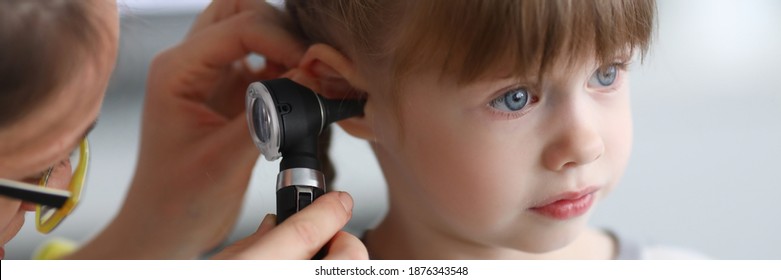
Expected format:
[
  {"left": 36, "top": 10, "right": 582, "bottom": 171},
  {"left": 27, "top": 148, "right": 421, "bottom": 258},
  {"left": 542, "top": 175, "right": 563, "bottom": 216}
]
[{"left": 287, "top": 0, "right": 655, "bottom": 86}]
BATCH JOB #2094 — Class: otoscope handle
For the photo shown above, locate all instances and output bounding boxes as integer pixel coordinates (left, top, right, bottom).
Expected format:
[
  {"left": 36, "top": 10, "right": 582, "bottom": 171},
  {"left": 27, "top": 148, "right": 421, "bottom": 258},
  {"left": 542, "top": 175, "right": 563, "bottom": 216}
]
[
  {"left": 275, "top": 168, "right": 328, "bottom": 259},
  {"left": 275, "top": 185, "right": 326, "bottom": 224},
  {"left": 276, "top": 185, "right": 326, "bottom": 259}
]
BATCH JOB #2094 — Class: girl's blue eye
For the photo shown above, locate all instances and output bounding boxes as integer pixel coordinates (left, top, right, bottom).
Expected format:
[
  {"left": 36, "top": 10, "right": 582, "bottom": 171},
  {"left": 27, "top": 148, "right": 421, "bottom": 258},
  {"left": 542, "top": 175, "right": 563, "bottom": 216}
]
[
  {"left": 489, "top": 88, "right": 529, "bottom": 112},
  {"left": 589, "top": 65, "right": 617, "bottom": 87}
]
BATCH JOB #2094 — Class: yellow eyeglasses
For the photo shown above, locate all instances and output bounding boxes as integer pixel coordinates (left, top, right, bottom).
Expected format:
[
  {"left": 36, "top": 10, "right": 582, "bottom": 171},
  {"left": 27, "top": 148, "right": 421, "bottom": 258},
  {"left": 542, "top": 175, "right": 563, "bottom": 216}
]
[{"left": 0, "top": 138, "right": 89, "bottom": 234}]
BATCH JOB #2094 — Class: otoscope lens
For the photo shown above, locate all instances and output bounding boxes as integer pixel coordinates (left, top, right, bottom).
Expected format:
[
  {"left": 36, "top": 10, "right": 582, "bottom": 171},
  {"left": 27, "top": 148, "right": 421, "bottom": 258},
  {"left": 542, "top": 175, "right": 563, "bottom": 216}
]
[
  {"left": 253, "top": 100, "right": 271, "bottom": 143},
  {"left": 246, "top": 82, "right": 282, "bottom": 161}
]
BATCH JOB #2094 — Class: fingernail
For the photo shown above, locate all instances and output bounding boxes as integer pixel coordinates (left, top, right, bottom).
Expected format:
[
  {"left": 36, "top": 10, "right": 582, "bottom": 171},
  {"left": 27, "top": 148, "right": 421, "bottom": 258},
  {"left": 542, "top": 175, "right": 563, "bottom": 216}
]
[{"left": 337, "top": 191, "right": 353, "bottom": 212}]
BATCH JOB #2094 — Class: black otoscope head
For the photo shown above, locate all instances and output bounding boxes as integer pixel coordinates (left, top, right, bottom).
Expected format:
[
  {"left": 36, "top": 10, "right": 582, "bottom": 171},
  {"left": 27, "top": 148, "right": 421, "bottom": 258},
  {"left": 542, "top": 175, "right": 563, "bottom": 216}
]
[
  {"left": 246, "top": 78, "right": 365, "bottom": 171},
  {"left": 246, "top": 78, "right": 365, "bottom": 238}
]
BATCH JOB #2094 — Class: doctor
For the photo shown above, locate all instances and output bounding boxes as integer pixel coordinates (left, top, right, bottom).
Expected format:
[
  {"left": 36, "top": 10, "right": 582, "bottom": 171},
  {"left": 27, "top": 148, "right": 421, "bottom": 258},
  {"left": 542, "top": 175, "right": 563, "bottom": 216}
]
[{"left": 0, "top": 0, "right": 366, "bottom": 259}]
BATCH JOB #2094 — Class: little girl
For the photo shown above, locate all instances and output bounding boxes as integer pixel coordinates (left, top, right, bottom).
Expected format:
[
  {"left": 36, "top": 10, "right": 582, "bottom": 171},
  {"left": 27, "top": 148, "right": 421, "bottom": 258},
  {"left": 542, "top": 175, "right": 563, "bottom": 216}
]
[{"left": 280, "top": 0, "right": 696, "bottom": 259}]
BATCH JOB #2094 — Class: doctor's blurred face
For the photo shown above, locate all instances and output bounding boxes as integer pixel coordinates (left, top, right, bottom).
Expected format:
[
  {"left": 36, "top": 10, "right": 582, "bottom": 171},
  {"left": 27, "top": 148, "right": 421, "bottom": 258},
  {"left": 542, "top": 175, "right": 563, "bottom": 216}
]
[{"left": 0, "top": 0, "right": 119, "bottom": 258}]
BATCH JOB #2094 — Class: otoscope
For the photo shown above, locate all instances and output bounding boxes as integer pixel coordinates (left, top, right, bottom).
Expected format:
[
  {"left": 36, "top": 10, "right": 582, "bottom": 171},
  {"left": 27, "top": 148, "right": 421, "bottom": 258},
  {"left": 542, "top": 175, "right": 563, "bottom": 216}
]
[{"left": 246, "top": 78, "right": 364, "bottom": 225}]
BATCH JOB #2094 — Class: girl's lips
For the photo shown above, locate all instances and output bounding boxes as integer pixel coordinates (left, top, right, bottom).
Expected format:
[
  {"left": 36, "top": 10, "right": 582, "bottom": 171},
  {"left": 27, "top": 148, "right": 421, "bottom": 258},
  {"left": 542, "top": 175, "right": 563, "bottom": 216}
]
[{"left": 529, "top": 187, "right": 599, "bottom": 220}]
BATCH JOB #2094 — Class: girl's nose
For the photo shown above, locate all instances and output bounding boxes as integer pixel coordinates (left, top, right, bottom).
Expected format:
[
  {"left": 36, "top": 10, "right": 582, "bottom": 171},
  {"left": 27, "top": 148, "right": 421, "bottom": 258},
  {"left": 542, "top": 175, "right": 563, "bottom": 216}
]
[{"left": 541, "top": 104, "right": 605, "bottom": 171}]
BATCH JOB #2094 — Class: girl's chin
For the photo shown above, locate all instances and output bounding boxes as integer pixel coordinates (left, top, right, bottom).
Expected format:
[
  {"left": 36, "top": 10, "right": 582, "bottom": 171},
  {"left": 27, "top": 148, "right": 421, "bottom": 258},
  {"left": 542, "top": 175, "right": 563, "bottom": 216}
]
[{"left": 507, "top": 222, "right": 590, "bottom": 254}]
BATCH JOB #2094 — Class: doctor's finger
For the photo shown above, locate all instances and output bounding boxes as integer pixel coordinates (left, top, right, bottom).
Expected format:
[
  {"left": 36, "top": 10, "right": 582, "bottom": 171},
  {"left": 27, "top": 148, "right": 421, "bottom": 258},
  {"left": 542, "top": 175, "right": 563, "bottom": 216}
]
[
  {"left": 322, "top": 231, "right": 369, "bottom": 260},
  {"left": 188, "top": 0, "right": 277, "bottom": 36},
  {"left": 173, "top": 11, "right": 304, "bottom": 101},
  {"left": 238, "top": 191, "right": 354, "bottom": 259}
]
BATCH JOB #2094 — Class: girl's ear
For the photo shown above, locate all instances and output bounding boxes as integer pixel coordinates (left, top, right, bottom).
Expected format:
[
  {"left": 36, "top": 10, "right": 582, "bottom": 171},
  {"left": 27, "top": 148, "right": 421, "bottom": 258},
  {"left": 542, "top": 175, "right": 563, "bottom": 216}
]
[{"left": 288, "top": 43, "right": 376, "bottom": 140}]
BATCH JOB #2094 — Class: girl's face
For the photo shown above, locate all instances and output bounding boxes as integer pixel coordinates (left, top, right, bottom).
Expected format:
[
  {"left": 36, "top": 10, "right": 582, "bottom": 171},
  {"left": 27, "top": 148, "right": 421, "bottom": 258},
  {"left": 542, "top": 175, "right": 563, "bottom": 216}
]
[
  {"left": 0, "top": 1, "right": 119, "bottom": 258},
  {"left": 368, "top": 59, "right": 633, "bottom": 253}
]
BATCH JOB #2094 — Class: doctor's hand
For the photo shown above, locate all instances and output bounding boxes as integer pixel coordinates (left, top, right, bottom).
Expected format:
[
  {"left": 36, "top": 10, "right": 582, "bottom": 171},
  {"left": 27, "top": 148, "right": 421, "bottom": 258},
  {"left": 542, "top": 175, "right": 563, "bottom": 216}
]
[
  {"left": 213, "top": 192, "right": 369, "bottom": 260},
  {"left": 70, "top": 0, "right": 308, "bottom": 259}
]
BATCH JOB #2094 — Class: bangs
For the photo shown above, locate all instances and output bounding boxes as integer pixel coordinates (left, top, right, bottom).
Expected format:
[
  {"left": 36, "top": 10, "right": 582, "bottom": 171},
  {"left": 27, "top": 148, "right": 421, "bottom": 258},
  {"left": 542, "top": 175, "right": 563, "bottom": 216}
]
[{"left": 391, "top": 0, "right": 656, "bottom": 84}]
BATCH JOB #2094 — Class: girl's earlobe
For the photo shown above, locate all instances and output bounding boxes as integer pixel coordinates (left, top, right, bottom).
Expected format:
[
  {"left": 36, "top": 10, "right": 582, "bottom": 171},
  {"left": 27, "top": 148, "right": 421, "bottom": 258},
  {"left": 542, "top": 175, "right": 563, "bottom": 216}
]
[{"left": 335, "top": 98, "right": 376, "bottom": 141}]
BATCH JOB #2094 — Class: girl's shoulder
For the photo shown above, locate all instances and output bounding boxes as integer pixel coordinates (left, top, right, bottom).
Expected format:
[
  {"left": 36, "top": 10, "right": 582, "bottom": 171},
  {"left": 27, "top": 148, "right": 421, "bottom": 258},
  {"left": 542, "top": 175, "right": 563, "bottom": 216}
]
[{"left": 606, "top": 229, "right": 710, "bottom": 260}]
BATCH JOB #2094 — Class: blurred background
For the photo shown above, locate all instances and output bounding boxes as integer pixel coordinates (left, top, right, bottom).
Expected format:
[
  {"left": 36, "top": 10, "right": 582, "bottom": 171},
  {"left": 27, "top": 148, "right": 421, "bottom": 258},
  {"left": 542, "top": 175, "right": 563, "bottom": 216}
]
[{"left": 5, "top": 0, "right": 780, "bottom": 259}]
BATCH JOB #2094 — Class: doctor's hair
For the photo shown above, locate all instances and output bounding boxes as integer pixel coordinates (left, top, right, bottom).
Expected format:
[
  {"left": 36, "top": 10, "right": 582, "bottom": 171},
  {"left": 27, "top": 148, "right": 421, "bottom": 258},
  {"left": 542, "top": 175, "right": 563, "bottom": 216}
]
[
  {"left": 0, "top": 0, "right": 111, "bottom": 128},
  {"left": 285, "top": 0, "right": 655, "bottom": 186}
]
